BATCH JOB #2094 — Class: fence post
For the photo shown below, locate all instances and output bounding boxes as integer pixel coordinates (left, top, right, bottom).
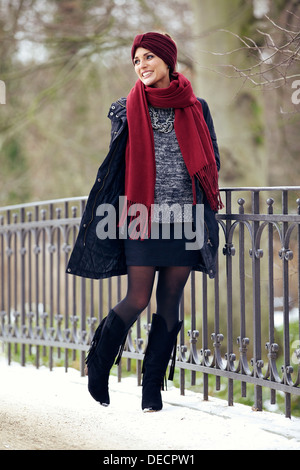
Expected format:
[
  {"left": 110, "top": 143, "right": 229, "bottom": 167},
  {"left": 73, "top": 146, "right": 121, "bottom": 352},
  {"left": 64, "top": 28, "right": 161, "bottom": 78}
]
[
  {"left": 225, "top": 190, "right": 234, "bottom": 406},
  {"left": 282, "top": 190, "right": 291, "bottom": 418},
  {"left": 252, "top": 190, "right": 263, "bottom": 411}
]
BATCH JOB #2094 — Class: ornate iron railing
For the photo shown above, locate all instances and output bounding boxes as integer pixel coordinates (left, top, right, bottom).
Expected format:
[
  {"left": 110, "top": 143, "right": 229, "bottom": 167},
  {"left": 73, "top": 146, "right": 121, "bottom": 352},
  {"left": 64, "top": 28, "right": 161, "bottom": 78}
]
[{"left": 0, "top": 187, "right": 299, "bottom": 418}]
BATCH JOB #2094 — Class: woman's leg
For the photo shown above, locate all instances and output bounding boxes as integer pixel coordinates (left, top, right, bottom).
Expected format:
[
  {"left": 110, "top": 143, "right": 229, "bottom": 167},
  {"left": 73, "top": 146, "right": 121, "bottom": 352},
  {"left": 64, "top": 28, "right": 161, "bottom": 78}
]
[
  {"left": 86, "top": 265, "right": 156, "bottom": 406},
  {"left": 113, "top": 265, "right": 156, "bottom": 327},
  {"left": 114, "top": 264, "right": 191, "bottom": 329},
  {"left": 156, "top": 266, "right": 191, "bottom": 330},
  {"left": 142, "top": 266, "right": 191, "bottom": 411}
]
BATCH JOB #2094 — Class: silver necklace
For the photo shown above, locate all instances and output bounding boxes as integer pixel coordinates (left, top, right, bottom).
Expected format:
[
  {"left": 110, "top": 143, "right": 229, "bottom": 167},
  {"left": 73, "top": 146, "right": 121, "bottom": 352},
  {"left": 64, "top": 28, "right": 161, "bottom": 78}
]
[{"left": 149, "top": 106, "right": 175, "bottom": 133}]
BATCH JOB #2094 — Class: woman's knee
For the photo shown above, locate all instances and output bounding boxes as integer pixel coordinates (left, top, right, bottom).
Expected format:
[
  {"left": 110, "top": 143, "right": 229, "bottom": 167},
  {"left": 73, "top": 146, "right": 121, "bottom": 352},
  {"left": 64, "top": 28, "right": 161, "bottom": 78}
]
[
  {"left": 131, "top": 293, "right": 152, "bottom": 312},
  {"left": 123, "top": 289, "right": 152, "bottom": 313}
]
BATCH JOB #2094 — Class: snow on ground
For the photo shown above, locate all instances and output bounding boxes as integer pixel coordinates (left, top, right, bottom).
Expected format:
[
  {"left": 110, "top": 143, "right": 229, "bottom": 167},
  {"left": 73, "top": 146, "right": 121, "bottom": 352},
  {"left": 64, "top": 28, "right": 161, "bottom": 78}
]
[{"left": 1, "top": 358, "right": 300, "bottom": 451}]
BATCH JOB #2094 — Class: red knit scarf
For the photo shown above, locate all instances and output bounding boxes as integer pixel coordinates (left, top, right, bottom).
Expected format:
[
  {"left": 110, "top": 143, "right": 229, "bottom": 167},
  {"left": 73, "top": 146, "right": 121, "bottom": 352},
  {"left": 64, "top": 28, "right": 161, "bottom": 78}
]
[{"left": 122, "top": 73, "right": 223, "bottom": 232}]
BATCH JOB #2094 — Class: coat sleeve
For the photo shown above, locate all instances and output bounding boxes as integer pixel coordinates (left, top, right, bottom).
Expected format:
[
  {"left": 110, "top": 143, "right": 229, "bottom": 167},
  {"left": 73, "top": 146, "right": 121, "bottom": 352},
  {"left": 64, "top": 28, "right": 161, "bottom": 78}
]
[{"left": 198, "top": 98, "right": 220, "bottom": 172}]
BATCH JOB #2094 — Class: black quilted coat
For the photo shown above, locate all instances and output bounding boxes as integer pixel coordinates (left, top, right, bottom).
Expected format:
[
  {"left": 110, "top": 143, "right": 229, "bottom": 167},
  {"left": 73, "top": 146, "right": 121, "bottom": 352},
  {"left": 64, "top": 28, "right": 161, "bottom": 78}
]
[{"left": 66, "top": 97, "right": 221, "bottom": 280}]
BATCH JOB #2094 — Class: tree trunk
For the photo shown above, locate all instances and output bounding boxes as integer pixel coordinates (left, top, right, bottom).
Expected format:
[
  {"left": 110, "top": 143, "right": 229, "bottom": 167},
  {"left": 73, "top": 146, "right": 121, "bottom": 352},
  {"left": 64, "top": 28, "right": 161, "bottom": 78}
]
[{"left": 191, "top": 0, "right": 268, "bottom": 187}]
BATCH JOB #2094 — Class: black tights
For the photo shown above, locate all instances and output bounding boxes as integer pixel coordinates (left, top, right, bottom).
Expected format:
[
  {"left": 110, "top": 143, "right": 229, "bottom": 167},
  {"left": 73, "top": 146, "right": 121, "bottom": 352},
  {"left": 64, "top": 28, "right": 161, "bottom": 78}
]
[{"left": 113, "top": 266, "right": 191, "bottom": 331}]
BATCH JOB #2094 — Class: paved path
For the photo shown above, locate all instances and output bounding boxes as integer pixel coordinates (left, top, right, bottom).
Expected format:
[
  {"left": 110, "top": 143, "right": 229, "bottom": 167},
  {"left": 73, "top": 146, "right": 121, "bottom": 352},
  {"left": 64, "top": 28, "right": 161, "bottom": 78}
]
[{"left": 1, "top": 360, "right": 300, "bottom": 451}]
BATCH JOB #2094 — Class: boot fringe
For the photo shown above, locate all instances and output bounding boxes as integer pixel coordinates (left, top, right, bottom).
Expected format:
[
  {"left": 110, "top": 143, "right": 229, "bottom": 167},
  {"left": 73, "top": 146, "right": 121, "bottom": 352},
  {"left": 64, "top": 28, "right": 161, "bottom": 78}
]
[
  {"left": 115, "top": 335, "right": 127, "bottom": 365},
  {"left": 85, "top": 316, "right": 106, "bottom": 366},
  {"left": 168, "top": 335, "right": 179, "bottom": 381}
]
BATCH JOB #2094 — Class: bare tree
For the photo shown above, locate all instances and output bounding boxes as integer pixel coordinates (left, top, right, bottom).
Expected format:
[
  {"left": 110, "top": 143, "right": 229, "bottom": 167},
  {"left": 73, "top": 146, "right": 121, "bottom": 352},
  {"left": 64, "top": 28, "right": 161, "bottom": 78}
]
[
  {"left": 218, "top": 13, "right": 300, "bottom": 93},
  {"left": 0, "top": 0, "right": 193, "bottom": 204}
]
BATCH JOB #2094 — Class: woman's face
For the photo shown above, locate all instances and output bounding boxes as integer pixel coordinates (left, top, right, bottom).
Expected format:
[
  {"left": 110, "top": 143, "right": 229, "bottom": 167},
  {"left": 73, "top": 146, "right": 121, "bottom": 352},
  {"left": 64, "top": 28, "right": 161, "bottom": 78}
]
[{"left": 133, "top": 47, "right": 170, "bottom": 88}]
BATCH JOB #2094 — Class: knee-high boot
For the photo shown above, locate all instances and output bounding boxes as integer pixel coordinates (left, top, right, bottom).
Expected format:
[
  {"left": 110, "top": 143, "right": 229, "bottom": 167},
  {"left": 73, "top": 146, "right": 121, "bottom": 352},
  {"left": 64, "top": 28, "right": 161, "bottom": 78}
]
[
  {"left": 142, "top": 314, "right": 183, "bottom": 411},
  {"left": 85, "top": 309, "right": 129, "bottom": 406}
]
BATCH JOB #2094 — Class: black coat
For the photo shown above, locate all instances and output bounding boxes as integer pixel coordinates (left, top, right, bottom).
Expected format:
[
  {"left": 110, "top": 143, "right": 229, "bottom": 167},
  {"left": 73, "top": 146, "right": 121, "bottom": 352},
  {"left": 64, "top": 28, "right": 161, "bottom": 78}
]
[{"left": 66, "top": 97, "right": 220, "bottom": 280}]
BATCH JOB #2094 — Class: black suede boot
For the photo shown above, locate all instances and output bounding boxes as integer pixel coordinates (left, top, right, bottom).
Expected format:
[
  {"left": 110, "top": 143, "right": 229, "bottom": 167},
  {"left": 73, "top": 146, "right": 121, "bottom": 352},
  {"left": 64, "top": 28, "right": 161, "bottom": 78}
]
[
  {"left": 85, "top": 309, "right": 128, "bottom": 406},
  {"left": 142, "top": 314, "right": 183, "bottom": 412}
]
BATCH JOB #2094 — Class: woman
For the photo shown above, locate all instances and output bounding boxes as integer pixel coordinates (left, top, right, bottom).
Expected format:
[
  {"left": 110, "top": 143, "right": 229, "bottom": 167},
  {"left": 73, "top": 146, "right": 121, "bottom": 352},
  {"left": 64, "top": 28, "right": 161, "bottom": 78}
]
[{"left": 67, "top": 32, "right": 222, "bottom": 411}]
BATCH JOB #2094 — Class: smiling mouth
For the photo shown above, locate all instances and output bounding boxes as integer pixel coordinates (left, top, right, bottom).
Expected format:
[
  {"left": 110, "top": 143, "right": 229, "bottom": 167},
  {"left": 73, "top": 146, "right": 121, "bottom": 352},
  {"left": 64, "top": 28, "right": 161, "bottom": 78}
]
[{"left": 142, "top": 71, "right": 153, "bottom": 78}]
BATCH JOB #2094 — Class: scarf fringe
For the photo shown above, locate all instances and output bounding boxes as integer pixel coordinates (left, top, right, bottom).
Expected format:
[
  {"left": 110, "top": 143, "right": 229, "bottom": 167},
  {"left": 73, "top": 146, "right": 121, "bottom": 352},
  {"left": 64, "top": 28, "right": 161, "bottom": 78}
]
[{"left": 195, "top": 167, "right": 224, "bottom": 212}]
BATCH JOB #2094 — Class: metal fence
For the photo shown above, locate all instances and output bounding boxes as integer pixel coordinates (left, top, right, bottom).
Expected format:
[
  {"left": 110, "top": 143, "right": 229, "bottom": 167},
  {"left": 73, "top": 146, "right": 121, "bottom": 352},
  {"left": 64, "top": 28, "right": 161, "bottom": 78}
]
[{"left": 0, "top": 187, "right": 299, "bottom": 418}]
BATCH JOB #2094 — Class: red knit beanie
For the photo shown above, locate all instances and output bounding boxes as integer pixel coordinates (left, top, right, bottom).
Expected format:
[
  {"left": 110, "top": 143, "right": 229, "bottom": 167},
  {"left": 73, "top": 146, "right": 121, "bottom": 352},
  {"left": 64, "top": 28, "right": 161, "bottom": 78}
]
[{"left": 131, "top": 32, "right": 177, "bottom": 72}]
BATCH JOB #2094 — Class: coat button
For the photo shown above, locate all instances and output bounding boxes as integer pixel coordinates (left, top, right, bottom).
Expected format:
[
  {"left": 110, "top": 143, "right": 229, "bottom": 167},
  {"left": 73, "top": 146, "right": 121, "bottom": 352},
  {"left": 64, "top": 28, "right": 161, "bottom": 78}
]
[
  {"left": 98, "top": 177, "right": 101, "bottom": 182},
  {"left": 110, "top": 112, "right": 114, "bottom": 116},
  {"left": 111, "top": 105, "right": 115, "bottom": 109}
]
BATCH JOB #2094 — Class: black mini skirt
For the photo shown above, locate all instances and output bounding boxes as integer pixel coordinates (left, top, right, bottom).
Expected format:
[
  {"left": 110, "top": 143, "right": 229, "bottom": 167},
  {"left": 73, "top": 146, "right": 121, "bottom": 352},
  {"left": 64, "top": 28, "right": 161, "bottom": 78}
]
[{"left": 124, "top": 223, "right": 201, "bottom": 267}]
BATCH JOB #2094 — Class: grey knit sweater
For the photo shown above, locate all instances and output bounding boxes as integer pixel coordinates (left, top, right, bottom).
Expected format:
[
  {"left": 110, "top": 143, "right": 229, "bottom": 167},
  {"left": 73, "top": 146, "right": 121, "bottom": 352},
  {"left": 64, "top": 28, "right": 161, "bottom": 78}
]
[{"left": 149, "top": 106, "right": 193, "bottom": 223}]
